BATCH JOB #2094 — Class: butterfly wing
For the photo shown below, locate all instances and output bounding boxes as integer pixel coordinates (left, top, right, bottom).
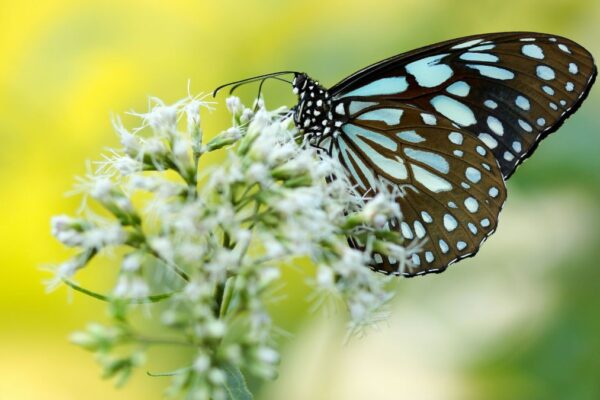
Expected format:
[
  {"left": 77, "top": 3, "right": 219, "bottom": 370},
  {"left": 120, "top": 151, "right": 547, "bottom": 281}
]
[
  {"left": 319, "top": 102, "right": 507, "bottom": 276},
  {"left": 330, "top": 32, "right": 596, "bottom": 179}
]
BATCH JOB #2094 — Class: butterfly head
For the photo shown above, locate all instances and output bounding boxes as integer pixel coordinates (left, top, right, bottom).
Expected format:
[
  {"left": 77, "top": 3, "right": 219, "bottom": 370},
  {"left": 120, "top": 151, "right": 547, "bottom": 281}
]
[{"left": 292, "top": 73, "right": 340, "bottom": 144}]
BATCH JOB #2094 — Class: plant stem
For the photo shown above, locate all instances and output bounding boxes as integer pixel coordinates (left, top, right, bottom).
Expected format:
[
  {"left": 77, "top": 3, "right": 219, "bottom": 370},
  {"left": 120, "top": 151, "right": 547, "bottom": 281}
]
[{"left": 63, "top": 279, "right": 174, "bottom": 303}]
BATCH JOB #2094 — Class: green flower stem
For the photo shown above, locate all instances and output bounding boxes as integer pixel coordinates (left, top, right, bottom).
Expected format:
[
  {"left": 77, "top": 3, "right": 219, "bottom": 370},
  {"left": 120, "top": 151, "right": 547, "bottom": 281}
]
[
  {"left": 219, "top": 276, "right": 236, "bottom": 318},
  {"left": 63, "top": 279, "right": 174, "bottom": 303},
  {"left": 147, "top": 247, "right": 190, "bottom": 282},
  {"left": 129, "top": 224, "right": 190, "bottom": 282},
  {"left": 134, "top": 335, "right": 194, "bottom": 347},
  {"left": 147, "top": 367, "right": 190, "bottom": 377}
]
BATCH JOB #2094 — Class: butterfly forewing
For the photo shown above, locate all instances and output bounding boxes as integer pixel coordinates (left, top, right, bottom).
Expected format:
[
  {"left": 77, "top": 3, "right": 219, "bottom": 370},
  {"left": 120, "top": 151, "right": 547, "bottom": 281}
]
[
  {"left": 331, "top": 32, "right": 596, "bottom": 178},
  {"left": 332, "top": 103, "right": 507, "bottom": 276}
]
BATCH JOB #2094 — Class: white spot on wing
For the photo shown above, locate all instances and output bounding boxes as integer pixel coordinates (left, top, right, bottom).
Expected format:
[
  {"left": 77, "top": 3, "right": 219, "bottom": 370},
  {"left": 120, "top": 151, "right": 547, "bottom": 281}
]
[
  {"left": 404, "top": 148, "right": 450, "bottom": 174},
  {"left": 465, "top": 167, "right": 482, "bottom": 183},
  {"left": 518, "top": 119, "right": 533, "bottom": 132},
  {"left": 411, "top": 165, "right": 452, "bottom": 192},
  {"left": 521, "top": 44, "right": 544, "bottom": 59},
  {"left": 459, "top": 52, "right": 499, "bottom": 62},
  {"left": 349, "top": 101, "right": 377, "bottom": 114},
  {"left": 466, "top": 64, "right": 515, "bottom": 80},
  {"left": 425, "top": 251, "right": 434, "bottom": 263},
  {"left": 414, "top": 221, "right": 426, "bottom": 238},
  {"left": 484, "top": 99, "right": 497, "bottom": 109},
  {"left": 439, "top": 239, "right": 449, "bottom": 253},
  {"left": 512, "top": 141, "right": 522, "bottom": 152},
  {"left": 344, "top": 124, "right": 397, "bottom": 151},
  {"left": 443, "top": 214, "right": 458, "bottom": 231},
  {"left": 405, "top": 54, "right": 453, "bottom": 88},
  {"left": 421, "top": 113, "right": 437, "bottom": 125},
  {"left": 421, "top": 211, "right": 433, "bottom": 223},
  {"left": 542, "top": 85, "right": 554, "bottom": 96},
  {"left": 468, "top": 223, "right": 478, "bottom": 235},
  {"left": 357, "top": 108, "right": 404, "bottom": 125},
  {"left": 464, "top": 197, "right": 479, "bottom": 213},
  {"left": 401, "top": 222, "right": 414, "bottom": 239},
  {"left": 568, "top": 63, "right": 578, "bottom": 74},
  {"left": 446, "top": 81, "right": 471, "bottom": 97},
  {"left": 536, "top": 65, "right": 555, "bottom": 80},
  {"left": 448, "top": 131, "right": 463, "bottom": 145},
  {"left": 515, "top": 95, "right": 530, "bottom": 111},
  {"left": 487, "top": 116, "right": 504, "bottom": 136},
  {"left": 430, "top": 95, "right": 476, "bottom": 126},
  {"left": 478, "top": 133, "right": 498, "bottom": 149},
  {"left": 412, "top": 254, "right": 421, "bottom": 266},
  {"left": 452, "top": 38, "right": 484, "bottom": 49},
  {"left": 565, "top": 82, "right": 574, "bottom": 92},
  {"left": 339, "top": 77, "right": 409, "bottom": 98},
  {"left": 397, "top": 130, "right": 425, "bottom": 143},
  {"left": 470, "top": 44, "right": 495, "bottom": 51},
  {"left": 558, "top": 43, "right": 571, "bottom": 54}
]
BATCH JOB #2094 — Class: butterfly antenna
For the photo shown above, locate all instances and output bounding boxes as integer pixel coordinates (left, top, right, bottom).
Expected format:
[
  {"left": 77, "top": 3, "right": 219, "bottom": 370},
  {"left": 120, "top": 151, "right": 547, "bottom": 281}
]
[{"left": 212, "top": 71, "right": 298, "bottom": 97}]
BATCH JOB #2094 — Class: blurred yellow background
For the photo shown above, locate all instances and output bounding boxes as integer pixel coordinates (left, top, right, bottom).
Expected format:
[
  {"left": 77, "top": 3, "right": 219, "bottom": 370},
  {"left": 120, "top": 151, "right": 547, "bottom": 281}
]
[{"left": 1, "top": 0, "right": 599, "bottom": 399}]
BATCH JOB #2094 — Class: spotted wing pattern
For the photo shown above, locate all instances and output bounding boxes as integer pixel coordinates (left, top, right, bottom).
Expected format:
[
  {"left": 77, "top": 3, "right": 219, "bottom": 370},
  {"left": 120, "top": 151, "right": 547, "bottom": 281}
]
[
  {"left": 317, "top": 103, "right": 507, "bottom": 276},
  {"left": 330, "top": 32, "right": 596, "bottom": 179}
]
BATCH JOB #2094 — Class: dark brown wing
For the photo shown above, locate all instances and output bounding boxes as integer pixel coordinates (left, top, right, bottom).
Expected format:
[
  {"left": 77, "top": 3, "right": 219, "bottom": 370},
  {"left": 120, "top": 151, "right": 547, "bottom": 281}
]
[
  {"left": 330, "top": 32, "right": 596, "bottom": 179},
  {"left": 321, "top": 102, "right": 507, "bottom": 276}
]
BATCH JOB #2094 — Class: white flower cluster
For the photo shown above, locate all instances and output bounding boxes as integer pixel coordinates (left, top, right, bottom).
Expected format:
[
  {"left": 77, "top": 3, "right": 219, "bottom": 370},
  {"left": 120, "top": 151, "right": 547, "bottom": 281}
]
[{"left": 49, "top": 92, "right": 414, "bottom": 399}]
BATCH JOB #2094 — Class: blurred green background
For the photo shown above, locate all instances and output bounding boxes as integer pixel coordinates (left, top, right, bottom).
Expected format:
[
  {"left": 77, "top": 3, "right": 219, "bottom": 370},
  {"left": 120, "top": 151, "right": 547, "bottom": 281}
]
[{"left": 1, "top": 0, "right": 599, "bottom": 399}]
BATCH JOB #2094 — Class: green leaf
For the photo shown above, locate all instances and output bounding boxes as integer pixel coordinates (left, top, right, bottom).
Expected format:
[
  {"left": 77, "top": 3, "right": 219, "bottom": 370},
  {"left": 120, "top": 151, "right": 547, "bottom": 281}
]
[{"left": 223, "top": 363, "right": 253, "bottom": 400}]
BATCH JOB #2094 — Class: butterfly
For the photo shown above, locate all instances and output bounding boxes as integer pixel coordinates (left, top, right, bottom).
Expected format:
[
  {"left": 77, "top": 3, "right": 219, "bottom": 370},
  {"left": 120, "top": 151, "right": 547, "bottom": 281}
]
[{"left": 214, "top": 32, "right": 596, "bottom": 277}]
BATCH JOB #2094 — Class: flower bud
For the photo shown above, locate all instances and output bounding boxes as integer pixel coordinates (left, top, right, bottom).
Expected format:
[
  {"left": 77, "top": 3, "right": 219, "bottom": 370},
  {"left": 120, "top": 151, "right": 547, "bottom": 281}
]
[
  {"left": 205, "top": 127, "right": 241, "bottom": 152},
  {"left": 226, "top": 96, "right": 243, "bottom": 116}
]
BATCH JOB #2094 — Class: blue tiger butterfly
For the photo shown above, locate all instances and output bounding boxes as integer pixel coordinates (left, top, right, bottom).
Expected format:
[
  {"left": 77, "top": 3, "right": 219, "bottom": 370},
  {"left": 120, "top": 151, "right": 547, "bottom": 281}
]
[{"left": 214, "top": 32, "right": 596, "bottom": 277}]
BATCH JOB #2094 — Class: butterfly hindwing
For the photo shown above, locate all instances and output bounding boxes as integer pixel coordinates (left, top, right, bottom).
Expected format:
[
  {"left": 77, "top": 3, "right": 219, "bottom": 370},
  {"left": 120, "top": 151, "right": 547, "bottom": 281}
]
[
  {"left": 331, "top": 32, "right": 596, "bottom": 178},
  {"left": 329, "top": 102, "right": 507, "bottom": 276}
]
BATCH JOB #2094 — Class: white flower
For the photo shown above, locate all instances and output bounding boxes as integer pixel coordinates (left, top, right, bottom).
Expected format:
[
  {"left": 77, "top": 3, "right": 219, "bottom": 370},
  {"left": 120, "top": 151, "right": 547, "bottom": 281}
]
[
  {"left": 150, "top": 236, "right": 175, "bottom": 263},
  {"left": 122, "top": 253, "right": 143, "bottom": 272},
  {"left": 82, "top": 225, "right": 126, "bottom": 248},
  {"left": 141, "top": 137, "right": 169, "bottom": 160},
  {"left": 131, "top": 98, "right": 179, "bottom": 132},
  {"left": 185, "top": 99, "right": 202, "bottom": 129},
  {"left": 256, "top": 346, "right": 279, "bottom": 364},
  {"left": 258, "top": 266, "right": 281, "bottom": 287},
  {"left": 361, "top": 192, "right": 401, "bottom": 226},
  {"left": 51, "top": 91, "right": 410, "bottom": 400},
  {"left": 192, "top": 354, "right": 211, "bottom": 373},
  {"left": 225, "top": 96, "right": 243, "bottom": 115},
  {"left": 240, "top": 108, "right": 254, "bottom": 124},
  {"left": 246, "top": 162, "right": 270, "bottom": 185},
  {"left": 89, "top": 177, "right": 113, "bottom": 202},
  {"left": 113, "top": 271, "right": 150, "bottom": 298},
  {"left": 206, "top": 320, "right": 226, "bottom": 338},
  {"left": 112, "top": 116, "right": 141, "bottom": 155},
  {"left": 208, "top": 368, "right": 226, "bottom": 385},
  {"left": 316, "top": 265, "right": 335, "bottom": 288},
  {"left": 111, "top": 155, "right": 142, "bottom": 175}
]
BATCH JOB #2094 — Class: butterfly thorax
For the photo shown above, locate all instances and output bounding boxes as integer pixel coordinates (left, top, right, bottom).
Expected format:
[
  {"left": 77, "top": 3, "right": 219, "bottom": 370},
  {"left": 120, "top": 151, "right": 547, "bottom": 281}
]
[{"left": 292, "top": 73, "right": 344, "bottom": 144}]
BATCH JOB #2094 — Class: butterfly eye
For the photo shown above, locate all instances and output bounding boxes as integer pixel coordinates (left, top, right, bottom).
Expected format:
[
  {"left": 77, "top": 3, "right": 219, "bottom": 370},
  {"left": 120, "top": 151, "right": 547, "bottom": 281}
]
[{"left": 292, "top": 73, "right": 308, "bottom": 91}]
